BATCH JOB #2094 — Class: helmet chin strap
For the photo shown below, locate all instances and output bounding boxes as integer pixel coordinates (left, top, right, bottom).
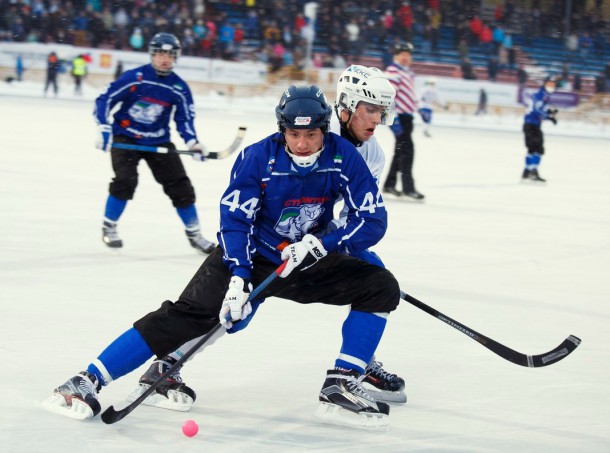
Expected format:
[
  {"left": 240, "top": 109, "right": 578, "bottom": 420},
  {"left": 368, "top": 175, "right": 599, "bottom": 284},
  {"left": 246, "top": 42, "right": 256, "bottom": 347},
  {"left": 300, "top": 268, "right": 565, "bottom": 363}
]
[{"left": 284, "top": 144, "right": 324, "bottom": 168}]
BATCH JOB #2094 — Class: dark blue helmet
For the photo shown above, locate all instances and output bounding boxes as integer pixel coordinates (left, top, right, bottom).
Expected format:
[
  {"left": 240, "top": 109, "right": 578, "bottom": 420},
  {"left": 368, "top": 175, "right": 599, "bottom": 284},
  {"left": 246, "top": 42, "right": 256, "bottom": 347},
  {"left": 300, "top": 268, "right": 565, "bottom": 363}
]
[
  {"left": 275, "top": 85, "right": 332, "bottom": 133},
  {"left": 393, "top": 41, "right": 414, "bottom": 55},
  {"left": 149, "top": 33, "right": 181, "bottom": 59}
]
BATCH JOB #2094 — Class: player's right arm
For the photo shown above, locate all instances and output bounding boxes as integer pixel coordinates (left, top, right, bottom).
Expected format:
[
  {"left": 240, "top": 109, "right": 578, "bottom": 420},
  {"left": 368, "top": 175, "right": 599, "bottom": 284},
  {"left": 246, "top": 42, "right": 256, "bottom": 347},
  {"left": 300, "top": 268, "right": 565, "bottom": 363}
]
[
  {"left": 218, "top": 144, "right": 266, "bottom": 282},
  {"left": 93, "top": 70, "right": 134, "bottom": 126}
]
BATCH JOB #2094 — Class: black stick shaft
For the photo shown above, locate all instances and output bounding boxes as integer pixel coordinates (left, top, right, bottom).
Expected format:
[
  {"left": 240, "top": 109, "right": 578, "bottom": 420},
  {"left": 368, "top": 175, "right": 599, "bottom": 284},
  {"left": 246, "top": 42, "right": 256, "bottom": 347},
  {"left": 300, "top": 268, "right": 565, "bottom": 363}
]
[
  {"left": 101, "top": 262, "right": 285, "bottom": 424},
  {"left": 400, "top": 291, "right": 581, "bottom": 368}
]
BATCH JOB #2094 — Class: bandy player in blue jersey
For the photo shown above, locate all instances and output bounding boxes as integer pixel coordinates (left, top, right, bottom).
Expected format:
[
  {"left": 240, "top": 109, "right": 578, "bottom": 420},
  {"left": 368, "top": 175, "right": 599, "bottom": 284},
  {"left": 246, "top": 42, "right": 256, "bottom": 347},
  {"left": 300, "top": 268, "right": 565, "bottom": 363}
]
[
  {"left": 521, "top": 76, "right": 558, "bottom": 183},
  {"left": 94, "top": 32, "right": 216, "bottom": 254},
  {"left": 45, "top": 85, "right": 401, "bottom": 430},
  {"left": 124, "top": 65, "right": 407, "bottom": 415}
]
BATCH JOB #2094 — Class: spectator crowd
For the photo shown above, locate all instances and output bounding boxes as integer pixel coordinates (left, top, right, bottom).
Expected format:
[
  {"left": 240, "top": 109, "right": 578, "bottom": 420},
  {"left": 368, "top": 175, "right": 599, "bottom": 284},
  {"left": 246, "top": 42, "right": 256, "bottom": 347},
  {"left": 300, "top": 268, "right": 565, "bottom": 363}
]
[{"left": 1, "top": 0, "right": 609, "bottom": 90}]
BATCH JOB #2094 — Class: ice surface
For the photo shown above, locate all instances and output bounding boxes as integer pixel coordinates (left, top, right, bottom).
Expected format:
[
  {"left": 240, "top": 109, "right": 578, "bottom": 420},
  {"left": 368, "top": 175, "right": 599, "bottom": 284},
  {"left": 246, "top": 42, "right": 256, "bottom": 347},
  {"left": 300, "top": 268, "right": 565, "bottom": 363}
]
[{"left": 1, "top": 82, "right": 609, "bottom": 452}]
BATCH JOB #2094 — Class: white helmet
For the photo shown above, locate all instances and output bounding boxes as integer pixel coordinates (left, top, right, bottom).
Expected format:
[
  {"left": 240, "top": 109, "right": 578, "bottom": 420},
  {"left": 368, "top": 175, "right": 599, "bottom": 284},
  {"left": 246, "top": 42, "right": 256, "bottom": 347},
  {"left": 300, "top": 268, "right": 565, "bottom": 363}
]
[{"left": 336, "top": 65, "right": 396, "bottom": 125}]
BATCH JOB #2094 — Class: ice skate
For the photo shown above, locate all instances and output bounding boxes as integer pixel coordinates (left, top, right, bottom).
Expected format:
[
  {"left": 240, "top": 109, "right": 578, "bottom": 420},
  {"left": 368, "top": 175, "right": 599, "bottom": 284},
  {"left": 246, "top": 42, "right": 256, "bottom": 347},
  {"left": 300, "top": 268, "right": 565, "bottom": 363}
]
[
  {"left": 126, "top": 357, "right": 196, "bottom": 412},
  {"left": 382, "top": 187, "right": 402, "bottom": 197},
  {"left": 102, "top": 221, "right": 123, "bottom": 248},
  {"left": 362, "top": 357, "right": 406, "bottom": 404},
  {"left": 527, "top": 168, "right": 546, "bottom": 183},
  {"left": 403, "top": 190, "right": 425, "bottom": 201},
  {"left": 521, "top": 168, "right": 546, "bottom": 184},
  {"left": 186, "top": 228, "right": 216, "bottom": 254},
  {"left": 314, "top": 368, "right": 390, "bottom": 431},
  {"left": 42, "top": 371, "right": 101, "bottom": 420}
]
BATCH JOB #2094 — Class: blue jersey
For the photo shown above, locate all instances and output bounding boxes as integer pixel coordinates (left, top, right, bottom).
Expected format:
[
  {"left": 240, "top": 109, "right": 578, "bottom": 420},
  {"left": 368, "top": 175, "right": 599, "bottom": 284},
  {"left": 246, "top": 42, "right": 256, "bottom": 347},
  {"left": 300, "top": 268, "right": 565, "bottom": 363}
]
[
  {"left": 524, "top": 86, "right": 553, "bottom": 126},
  {"left": 94, "top": 64, "right": 198, "bottom": 146},
  {"left": 218, "top": 132, "right": 388, "bottom": 280}
]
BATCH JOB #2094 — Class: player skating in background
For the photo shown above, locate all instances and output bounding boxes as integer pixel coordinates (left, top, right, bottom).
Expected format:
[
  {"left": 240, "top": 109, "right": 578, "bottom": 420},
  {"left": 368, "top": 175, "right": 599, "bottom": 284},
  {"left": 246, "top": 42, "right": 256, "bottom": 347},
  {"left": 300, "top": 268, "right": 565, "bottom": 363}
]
[
  {"left": 521, "top": 76, "right": 558, "bottom": 183},
  {"left": 44, "top": 85, "right": 400, "bottom": 430},
  {"left": 418, "top": 77, "right": 447, "bottom": 137},
  {"left": 126, "top": 65, "right": 407, "bottom": 413},
  {"left": 383, "top": 42, "right": 425, "bottom": 202},
  {"left": 95, "top": 32, "right": 215, "bottom": 254}
]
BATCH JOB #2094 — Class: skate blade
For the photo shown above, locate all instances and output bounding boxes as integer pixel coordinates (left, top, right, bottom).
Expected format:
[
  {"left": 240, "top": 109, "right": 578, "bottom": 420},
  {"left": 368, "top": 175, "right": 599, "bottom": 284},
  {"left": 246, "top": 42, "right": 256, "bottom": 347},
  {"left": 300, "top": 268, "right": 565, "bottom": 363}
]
[
  {"left": 313, "top": 402, "right": 389, "bottom": 432},
  {"left": 363, "top": 386, "right": 407, "bottom": 404},
  {"left": 520, "top": 179, "right": 546, "bottom": 185},
  {"left": 126, "top": 384, "right": 194, "bottom": 412},
  {"left": 103, "top": 245, "right": 123, "bottom": 255},
  {"left": 41, "top": 394, "right": 95, "bottom": 420}
]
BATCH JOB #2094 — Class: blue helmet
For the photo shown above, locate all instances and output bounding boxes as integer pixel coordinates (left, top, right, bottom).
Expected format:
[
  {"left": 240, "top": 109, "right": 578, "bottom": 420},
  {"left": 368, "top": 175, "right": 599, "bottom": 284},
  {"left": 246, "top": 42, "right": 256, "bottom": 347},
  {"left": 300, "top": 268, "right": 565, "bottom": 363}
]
[
  {"left": 275, "top": 85, "right": 332, "bottom": 134},
  {"left": 149, "top": 33, "right": 181, "bottom": 59}
]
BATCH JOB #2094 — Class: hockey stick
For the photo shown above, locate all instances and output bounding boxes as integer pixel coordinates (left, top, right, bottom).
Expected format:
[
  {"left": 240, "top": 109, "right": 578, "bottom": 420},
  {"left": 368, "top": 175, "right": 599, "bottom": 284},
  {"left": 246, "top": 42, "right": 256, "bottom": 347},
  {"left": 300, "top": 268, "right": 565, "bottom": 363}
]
[
  {"left": 111, "top": 126, "right": 247, "bottom": 159},
  {"left": 101, "top": 260, "right": 287, "bottom": 425},
  {"left": 401, "top": 291, "right": 581, "bottom": 367}
]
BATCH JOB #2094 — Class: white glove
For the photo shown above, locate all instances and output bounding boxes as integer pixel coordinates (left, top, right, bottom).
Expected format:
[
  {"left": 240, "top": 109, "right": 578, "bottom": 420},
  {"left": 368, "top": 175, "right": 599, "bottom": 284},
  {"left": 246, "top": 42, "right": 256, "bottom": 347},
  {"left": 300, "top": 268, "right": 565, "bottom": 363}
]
[
  {"left": 189, "top": 142, "right": 209, "bottom": 162},
  {"left": 96, "top": 124, "right": 112, "bottom": 152},
  {"left": 279, "top": 234, "right": 327, "bottom": 278},
  {"left": 219, "top": 276, "right": 253, "bottom": 329}
]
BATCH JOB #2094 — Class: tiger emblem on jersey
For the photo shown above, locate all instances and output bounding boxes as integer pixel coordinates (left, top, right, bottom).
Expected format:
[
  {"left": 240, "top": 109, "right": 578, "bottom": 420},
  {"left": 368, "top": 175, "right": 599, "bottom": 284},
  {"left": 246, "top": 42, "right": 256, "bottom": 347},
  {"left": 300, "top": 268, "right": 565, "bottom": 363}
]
[{"left": 275, "top": 204, "right": 324, "bottom": 242}]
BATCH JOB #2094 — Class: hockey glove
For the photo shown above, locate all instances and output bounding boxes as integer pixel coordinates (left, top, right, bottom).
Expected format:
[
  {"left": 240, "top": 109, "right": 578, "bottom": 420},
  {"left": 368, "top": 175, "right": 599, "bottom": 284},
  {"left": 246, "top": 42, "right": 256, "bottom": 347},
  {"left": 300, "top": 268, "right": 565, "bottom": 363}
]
[
  {"left": 279, "top": 234, "right": 327, "bottom": 278},
  {"left": 219, "top": 276, "right": 253, "bottom": 329},
  {"left": 96, "top": 124, "right": 112, "bottom": 152},
  {"left": 189, "top": 142, "right": 209, "bottom": 162}
]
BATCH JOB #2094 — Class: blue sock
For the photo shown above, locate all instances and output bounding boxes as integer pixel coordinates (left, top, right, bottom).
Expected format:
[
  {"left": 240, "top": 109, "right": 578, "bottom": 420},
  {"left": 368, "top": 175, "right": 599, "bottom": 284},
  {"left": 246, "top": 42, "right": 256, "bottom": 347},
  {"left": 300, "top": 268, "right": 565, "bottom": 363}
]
[
  {"left": 87, "top": 327, "right": 153, "bottom": 385},
  {"left": 176, "top": 204, "right": 198, "bottom": 229},
  {"left": 525, "top": 153, "right": 542, "bottom": 169},
  {"left": 335, "top": 310, "right": 387, "bottom": 373},
  {"left": 104, "top": 195, "right": 127, "bottom": 222}
]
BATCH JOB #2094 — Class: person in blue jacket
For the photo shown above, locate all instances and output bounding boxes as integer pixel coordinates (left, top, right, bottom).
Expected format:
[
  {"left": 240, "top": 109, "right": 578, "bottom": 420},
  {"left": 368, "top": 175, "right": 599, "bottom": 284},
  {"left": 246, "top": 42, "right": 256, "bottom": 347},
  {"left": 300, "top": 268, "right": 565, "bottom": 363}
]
[
  {"left": 521, "top": 76, "right": 558, "bottom": 183},
  {"left": 94, "top": 32, "right": 215, "bottom": 254},
  {"left": 44, "top": 85, "right": 401, "bottom": 429}
]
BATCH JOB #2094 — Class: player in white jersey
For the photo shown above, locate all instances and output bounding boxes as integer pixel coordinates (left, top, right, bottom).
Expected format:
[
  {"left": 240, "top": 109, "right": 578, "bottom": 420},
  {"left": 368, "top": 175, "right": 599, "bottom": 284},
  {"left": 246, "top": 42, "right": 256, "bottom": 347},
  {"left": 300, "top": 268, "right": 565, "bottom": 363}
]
[
  {"left": 330, "top": 65, "right": 406, "bottom": 403},
  {"left": 418, "top": 77, "right": 447, "bottom": 137}
]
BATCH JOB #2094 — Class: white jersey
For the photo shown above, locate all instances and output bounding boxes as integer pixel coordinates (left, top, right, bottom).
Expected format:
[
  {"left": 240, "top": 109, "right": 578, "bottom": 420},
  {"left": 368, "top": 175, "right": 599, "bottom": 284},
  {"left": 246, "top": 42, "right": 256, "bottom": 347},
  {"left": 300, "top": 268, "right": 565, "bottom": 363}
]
[
  {"left": 419, "top": 86, "right": 445, "bottom": 110},
  {"left": 330, "top": 113, "right": 386, "bottom": 228}
]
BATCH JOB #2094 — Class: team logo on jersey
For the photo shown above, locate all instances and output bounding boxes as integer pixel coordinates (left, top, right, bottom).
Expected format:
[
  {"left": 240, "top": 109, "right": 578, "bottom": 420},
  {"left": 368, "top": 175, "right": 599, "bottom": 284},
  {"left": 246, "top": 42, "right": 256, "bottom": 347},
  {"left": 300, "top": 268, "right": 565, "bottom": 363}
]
[
  {"left": 274, "top": 203, "right": 324, "bottom": 241},
  {"left": 128, "top": 99, "right": 165, "bottom": 124}
]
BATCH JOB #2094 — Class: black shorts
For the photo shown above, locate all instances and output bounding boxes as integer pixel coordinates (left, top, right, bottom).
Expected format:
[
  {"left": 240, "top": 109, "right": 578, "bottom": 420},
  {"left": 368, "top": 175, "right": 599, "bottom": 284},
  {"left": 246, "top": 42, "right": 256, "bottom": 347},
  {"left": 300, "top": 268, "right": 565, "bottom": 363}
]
[
  {"left": 523, "top": 123, "right": 544, "bottom": 155},
  {"left": 134, "top": 247, "right": 401, "bottom": 357}
]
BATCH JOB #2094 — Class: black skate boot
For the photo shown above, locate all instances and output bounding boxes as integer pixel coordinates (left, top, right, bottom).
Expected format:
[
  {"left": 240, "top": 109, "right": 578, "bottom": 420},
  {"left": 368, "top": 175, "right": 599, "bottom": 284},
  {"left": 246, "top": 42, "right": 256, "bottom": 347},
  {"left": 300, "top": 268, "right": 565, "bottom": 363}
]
[
  {"left": 315, "top": 368, "right": 390, "bottom": 430},
  {"left": 528, "top": 168, "right": 546, "bottom": 183},
  {"left": 363, "top": 356, "right": 407, "bottom": 404},
  {"left": 102, "top": 220, "right": 123, "bottom": 248},
  {"left": 185, "top": 228, "right": 216, "bottom": 254},
  {"left": 126, "top": 356, "right": 196, "bottom": 412},
  {"left": 42, "top": 371, "right": 102, "bottom": 420},
  {"left": 403, "top": 189, "right": 425, "bottom": 201},
  {"left": 521, "top": 168, "right": 531, "bottom": 180},
  {"left": 382, "top": 187, "right": 402, "bottom": 197}
]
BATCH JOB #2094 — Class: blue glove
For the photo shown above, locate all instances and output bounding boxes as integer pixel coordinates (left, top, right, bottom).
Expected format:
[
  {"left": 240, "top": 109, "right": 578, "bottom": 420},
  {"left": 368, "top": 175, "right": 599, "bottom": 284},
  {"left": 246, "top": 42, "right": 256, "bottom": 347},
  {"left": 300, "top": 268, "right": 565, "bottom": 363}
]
[{"left": 96, "top": 125, "right": 112, "bottom": 152}]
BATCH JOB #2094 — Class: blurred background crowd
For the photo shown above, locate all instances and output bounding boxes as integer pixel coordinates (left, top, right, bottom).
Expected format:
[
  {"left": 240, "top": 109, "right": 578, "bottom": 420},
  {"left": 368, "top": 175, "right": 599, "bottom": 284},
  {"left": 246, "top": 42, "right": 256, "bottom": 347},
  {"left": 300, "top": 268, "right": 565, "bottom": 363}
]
[{"left": 1, "top": 0, "right": 609, "bottom": 93}]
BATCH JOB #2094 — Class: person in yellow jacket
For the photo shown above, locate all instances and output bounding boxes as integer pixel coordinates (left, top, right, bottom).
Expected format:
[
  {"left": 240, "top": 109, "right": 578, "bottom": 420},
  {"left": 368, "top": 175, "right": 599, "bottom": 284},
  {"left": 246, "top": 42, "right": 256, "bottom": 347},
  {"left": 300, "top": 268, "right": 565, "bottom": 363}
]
[{"left": 71, "top": 54, "right": 88, "bottom": 95}]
